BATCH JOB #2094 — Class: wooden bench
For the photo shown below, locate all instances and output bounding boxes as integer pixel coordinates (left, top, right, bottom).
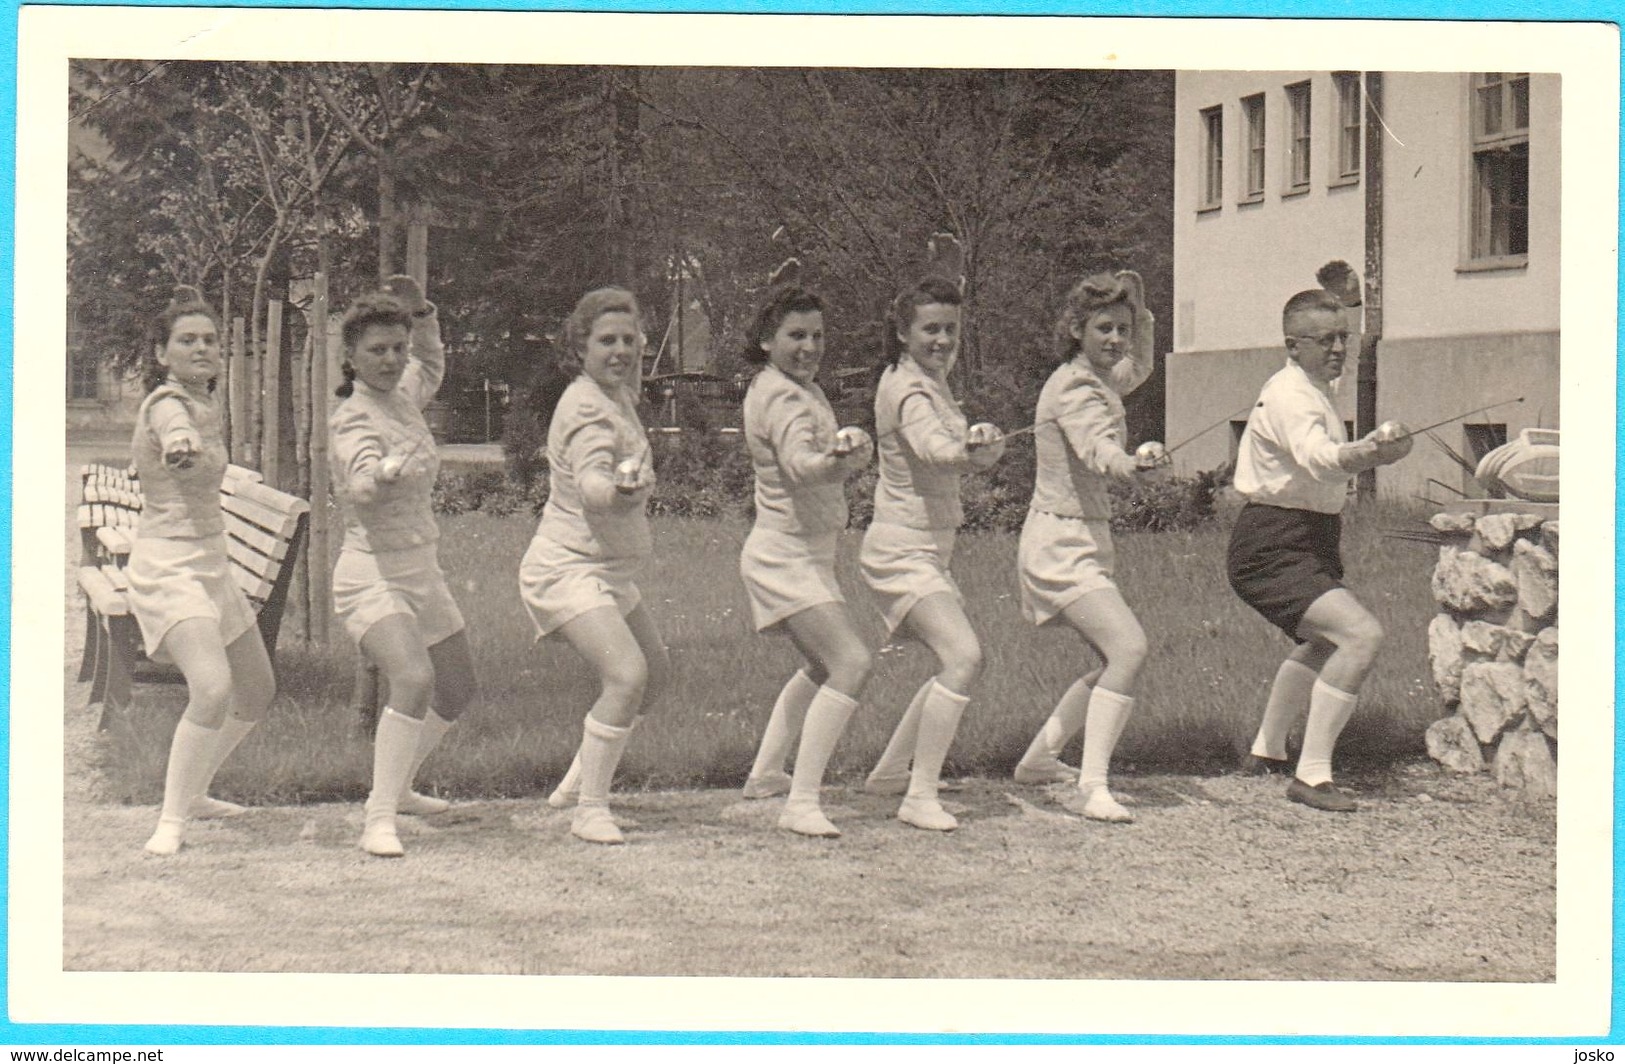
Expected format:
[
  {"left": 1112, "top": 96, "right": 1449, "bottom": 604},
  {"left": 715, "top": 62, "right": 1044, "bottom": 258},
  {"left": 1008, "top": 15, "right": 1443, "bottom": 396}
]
[{"left": 76, "top": 462, "right": 311, "bottom": 730}]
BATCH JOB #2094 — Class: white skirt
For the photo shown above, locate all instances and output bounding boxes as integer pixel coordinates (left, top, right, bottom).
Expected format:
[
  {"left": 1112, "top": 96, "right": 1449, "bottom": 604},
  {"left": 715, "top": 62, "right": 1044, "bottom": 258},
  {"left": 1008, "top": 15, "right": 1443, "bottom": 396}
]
[
  {"left": 1016, "top": 510, "right": 1118, "bottom": 626},
  {"left": 859, "top": 522, "right": 961, "bottom": 635},
  {"left": 518, "top": 534, "right": 644, "bottom": 639},
  {"left": 126, "top": 534, "right": 258, "bottom": 662},
  {"left": 739, "top": 526, "right": 844, "bottom": 633},
  {"left": 332, "top": 543, "right": 466, "bottom": 648}
]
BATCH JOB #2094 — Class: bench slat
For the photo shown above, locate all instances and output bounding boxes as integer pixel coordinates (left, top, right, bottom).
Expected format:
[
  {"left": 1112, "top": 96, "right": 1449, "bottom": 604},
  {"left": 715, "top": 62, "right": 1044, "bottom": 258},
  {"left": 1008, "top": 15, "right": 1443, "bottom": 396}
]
[
  {"left": 222, "top": 491, "right": 305, "bottom": 540},
  {"left": 227, "top": 535, "right": 283, "bottom": 587},
  {"left": 97, "top": 526, "right": 134, "bottom": 558},
  {"left": 78, "top": 566, "right": 130, "bottom": 616},
  {"left": 226, "top": 518, "right": 291, "bottom": 562},
  {"left": 224, "top": 464, "right": 264, "bottom": 486},
  {"left": 102, "top": 564, "right": 131, "bottom": 594},
  {"left": 230, "top": 560, "right": 275, "bottom": 603}
]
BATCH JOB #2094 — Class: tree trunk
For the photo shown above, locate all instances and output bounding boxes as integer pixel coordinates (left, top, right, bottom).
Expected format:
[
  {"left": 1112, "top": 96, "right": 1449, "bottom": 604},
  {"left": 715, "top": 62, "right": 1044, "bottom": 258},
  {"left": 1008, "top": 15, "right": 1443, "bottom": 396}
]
[
  {"left": 263, "top": 297, "right": 283, "bottom": 486},
  {"left": 309, "top": 227, "right": 334, "bottom": 646},
  {"left": 609, "top": 69, "right": 641, "bottom": 284},
  {"left": 378, "top": 162, "right": 400, "bottom": 283}
]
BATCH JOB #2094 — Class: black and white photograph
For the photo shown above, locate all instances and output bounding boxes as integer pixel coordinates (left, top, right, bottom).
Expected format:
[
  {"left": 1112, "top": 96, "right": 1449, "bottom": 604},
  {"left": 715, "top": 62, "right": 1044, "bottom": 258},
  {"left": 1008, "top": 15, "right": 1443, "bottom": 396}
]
[{"left": 14, "top": 6, "right": 1616, "bottom": 1039}]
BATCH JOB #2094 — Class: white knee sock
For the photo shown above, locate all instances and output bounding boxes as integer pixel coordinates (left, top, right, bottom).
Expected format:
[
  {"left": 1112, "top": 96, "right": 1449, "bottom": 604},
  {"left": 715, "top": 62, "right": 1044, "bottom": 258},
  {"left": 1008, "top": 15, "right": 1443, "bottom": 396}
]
[
  {"left": 787, "top": 686, "right": 859, "bottom": 804},
  {"left": 576, "top": 716, "right": 633, "bottom": 809},
  {"left": 159, "top": 718, "right": 222, "bottom": 824},
  {"left": 1078, "top": 687, "right": 1135, "bottom": 793},
  {"left": 906, "top": 681, "right": 969, "bottom": 803},
  {"left": 749, "top": 670, "right": 819, "bottom": 780},
  {"left": 1296, "top": 680, "right": 1359, "bottom": 786},
  {"left": 870, "top": 679, "right": 934, "bottom": 781},
  {"left": 1021, "top": 675, "right": 1092, "bottom": 766},
  {"left": 367, "top": 708, "right": 424, "bottom": 816},
  {"left": 1251, "top": 660, "right": 1318, "bottom": 760},
  {"left": 401, "top": 709, "right": 455, "bottom": 801},
  {"left": 199, "top": 716, "right": 256, "bottom": 799},
  {"left": 552, "top": 715, "right": 639, "bottom": 804}
]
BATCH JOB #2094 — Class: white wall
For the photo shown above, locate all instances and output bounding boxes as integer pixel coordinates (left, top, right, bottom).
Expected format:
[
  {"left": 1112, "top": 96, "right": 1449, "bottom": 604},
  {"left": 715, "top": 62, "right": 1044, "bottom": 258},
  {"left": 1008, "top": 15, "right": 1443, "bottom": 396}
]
[
  {"left": 1382, "top": 72, "right": 1561, "bottom": 340},
  {"left": 1174, "top": 70, "right": 1364, "bottom": 354}
]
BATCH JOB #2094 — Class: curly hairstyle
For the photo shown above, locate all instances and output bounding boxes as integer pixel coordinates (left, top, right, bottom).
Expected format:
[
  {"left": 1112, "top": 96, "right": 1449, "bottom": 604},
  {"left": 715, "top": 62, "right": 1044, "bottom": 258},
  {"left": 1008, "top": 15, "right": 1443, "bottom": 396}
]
[
  {"left": 333, "top": 291, "right": 413, "bottom": 398},
  {"left": 144, "top": 286, "right": 222, "bottom": 393},
  {"left": 882, "top": 275, "right": 963, "bottom": 367},
  {"left": 1052, "top": 272, "right": 1138, "bottom": 364},
  {"left": 526, "top": 287, "right": 647, "bottom": 438},
  {"left": 741, "top": 284, "right": 825, "bottom": 366}
]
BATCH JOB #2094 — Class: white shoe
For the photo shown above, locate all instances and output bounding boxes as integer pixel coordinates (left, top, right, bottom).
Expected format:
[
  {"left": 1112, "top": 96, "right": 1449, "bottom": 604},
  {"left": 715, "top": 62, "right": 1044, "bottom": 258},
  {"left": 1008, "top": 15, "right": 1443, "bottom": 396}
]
[
  {"left": 897, "top": 796, "right": 958, "bottom": 832},
  {"left": 360, "top": 813, "right": 405, "bottom": 857},
  {"left": 1062, "top": 786, "right": 1135, "bottom": 823},
  {"left": 779, "top": 800, "right": 841, "bottom": 838},
  {"left": 144, "top": 819, "right": 185, "bottom": 857},
  {"left": 399, "top": 791, "right": 450, "bottom": 816},
  {"left": 862, "top": 773, "right": 910, "bottom": 796},
  {"left": 189, "top": 795, "right": 246, "bottom": 819},
  {"left": 1014, "top": 757, "right": 1080, "bottom": 785},
  {"left": 571, "top": 805, "right": 625, "bottom": 845},
  {"left": 546, "top": 783, "right": 577, "bottom": 809},
  {"left": 742, "top": 770, "right": 792, "bottom": 800}
]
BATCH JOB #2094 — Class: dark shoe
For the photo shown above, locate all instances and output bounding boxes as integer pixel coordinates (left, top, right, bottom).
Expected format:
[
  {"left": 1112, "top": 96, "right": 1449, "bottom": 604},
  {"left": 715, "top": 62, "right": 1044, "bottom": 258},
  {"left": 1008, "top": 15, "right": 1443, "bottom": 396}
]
[
  {"left": 1237, "top": 753, "right": 1292, "bottom": 777},
  {"left": 1286, "top": 778, "right": 1357, "bottom": 813}
]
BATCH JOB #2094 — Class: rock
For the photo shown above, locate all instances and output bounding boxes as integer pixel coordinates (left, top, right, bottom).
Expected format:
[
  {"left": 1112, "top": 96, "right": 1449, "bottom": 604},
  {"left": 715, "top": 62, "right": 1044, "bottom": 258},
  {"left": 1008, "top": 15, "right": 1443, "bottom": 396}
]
[
  {"left": 1524, "top": 627, "right": 1558, "bottom": 739},
  {"left": 1430, "top": 512, "right": 1478, "bottom": 536},
  {"left": 1428, "top": 614, "right": 1464, "bottom": 703},
  {"left": 1493, "top": 728, "right": 1556, "bottom": 797},
  {"left": 1425, "top": 714, "right": 1485, "bottom": 774},
  {"left": 1511, "top": 540, "right": 1558, "bottom": 623},
  {"left": 1459, "top": 620, "right": 1534, "bottom": 663},
  {"left": 1540, "top": 520, "right": 1559, "bottom": 558},
  {"left": 1432, "top": 551, "right": 1518, "bottom": 614},
  {"left": 1460, "top": 661, "right": 1527, "bottom": 743},
  {"left": 1475, "top": 514, "right": 1521, "bottom": 552}
]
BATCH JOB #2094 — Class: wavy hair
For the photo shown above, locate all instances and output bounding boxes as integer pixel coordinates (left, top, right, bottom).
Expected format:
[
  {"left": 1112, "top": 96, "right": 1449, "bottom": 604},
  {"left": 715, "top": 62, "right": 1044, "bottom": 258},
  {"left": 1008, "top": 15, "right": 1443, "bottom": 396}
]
[
  {"left": 882, "top": 275, "right": 963, "bottom": 367},
  {"left": 742, "top": 284, "right": 825, "bottom": 366},
  {"left": 1052, "top": 272, "right": 1138, "bottom": 364},
  {"left": 334, "top": 291, "right": 413, "bottom": 398}
]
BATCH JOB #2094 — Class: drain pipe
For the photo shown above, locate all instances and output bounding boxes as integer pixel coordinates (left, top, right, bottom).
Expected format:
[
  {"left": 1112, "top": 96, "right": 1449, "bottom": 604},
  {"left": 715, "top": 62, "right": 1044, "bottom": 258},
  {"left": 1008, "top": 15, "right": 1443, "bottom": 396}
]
[{"left": 1357, "top": 71, "right": 1384, "bottom": 500}]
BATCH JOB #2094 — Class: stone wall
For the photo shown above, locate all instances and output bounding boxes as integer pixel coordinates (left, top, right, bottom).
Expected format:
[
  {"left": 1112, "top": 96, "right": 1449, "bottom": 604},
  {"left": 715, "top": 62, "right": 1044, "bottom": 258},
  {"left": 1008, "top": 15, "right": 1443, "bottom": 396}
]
[{"left": 1424, "top": 506, "right": 1558, "bottom": 796}]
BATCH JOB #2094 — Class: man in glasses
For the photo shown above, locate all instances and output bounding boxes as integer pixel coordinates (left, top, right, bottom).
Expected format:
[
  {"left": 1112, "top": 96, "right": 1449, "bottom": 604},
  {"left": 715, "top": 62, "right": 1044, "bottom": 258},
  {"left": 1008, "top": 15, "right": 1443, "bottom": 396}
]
[{"left": 1225, "top": 287, "right": 1412, "bottom": 812}]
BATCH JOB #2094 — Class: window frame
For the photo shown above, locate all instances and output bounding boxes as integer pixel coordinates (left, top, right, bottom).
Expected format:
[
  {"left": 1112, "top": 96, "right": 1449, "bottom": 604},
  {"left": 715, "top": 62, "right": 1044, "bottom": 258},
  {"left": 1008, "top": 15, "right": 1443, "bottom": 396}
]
[
  {"left": 1283, "top": 80, "right": 1312, "bottom": 195},
  {"left": 1240, "top": 93, "right": 1266, "bottom": 203},
  {"left": 1198, "top": 104, "right": 1224, "bottom": 212},
  {"left": 1331, "top": 72, "right": 1362, "bottom": 187},
  {"left": 1462, "top": 72, "right": 1531, "bottom": 270}
]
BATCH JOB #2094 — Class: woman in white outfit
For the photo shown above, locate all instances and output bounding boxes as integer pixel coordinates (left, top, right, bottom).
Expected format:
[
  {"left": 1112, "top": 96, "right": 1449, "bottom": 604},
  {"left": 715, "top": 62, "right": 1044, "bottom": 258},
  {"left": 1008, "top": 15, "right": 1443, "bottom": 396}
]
[{"left": 858, "top": 275, "right": 1005, "bottom": 832}]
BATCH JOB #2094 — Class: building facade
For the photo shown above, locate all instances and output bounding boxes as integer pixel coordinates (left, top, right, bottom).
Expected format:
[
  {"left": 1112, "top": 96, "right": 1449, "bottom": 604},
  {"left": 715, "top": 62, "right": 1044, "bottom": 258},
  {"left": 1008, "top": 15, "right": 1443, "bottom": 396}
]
[{"left": 1167, "top": 70, "right": 1560, "bottom": 500}]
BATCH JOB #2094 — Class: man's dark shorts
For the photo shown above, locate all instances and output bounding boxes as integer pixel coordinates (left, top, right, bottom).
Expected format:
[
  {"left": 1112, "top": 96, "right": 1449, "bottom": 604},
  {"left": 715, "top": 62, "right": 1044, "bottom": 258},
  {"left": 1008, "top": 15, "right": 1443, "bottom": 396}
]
[{"left": 1226, "top": 502, "right": 1345, "bottom": 641}]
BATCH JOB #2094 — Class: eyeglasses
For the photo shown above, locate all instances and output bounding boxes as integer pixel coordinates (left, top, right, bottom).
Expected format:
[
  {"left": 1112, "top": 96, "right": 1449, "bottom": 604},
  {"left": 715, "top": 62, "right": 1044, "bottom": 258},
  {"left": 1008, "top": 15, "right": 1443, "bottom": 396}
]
[{"left": 1288, "top": 332, "right": 1351, "bottom": 352}]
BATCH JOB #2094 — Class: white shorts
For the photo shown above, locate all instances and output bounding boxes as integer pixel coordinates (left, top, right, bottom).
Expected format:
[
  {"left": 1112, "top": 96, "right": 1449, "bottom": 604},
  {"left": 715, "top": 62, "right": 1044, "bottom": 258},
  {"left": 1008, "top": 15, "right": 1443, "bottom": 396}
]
[
  {"left": 1017, "top": 510, "right": 1117, "bottom": 626},
  {"left": 518, "top": 534, "right": 644, "bottom": 639},
  {"left": 333, "top": 544, "right": 466, "bottom": 648},
  {"left": 859, "top": 522, "right": 961, "bottom": 635},
  {"left": 739, "top": 526, "right": 844, "bottom": 633},
  {"left": 126, "top": 534, "right": 258, "bottom": 662}
]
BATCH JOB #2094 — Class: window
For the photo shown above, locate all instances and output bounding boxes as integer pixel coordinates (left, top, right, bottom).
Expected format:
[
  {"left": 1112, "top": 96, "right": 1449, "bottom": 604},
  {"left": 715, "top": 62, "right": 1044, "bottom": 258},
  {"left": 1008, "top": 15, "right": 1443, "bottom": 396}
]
[
  {"left": 1464, "top": 423, "right": 1510, "bottom": 493},
  {"left": 69, "top": 351, "right": 99, "bottom": 401},
  {"left": 1285, "top": 81, "right": 1312, "bottom": 191},
  {"left": 1469, "top": 73, "right": 1530, "bottom": 263},
  {"left": 1199, "top": 105, "right": 1223, "bottom": 209},
  {"left": 1333, "top": 72, "right": 1361, "bottom": 181},
  {"left": 1241, "top": 94, "right": 1266, "bottom": 200}
]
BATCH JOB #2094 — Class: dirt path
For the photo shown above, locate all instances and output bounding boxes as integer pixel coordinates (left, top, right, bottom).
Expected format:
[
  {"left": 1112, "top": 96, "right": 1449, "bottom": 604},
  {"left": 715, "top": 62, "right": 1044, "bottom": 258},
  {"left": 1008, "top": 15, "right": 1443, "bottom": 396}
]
[{"left": 58, "top": 441, "right": 1555, "bottom": 980}]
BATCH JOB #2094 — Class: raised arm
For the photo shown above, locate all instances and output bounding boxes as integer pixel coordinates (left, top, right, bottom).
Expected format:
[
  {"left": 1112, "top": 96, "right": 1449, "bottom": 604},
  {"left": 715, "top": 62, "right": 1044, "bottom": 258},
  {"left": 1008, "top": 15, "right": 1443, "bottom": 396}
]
[{"left": 381, "top": 275, "right": 446, "bottom": 409}]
